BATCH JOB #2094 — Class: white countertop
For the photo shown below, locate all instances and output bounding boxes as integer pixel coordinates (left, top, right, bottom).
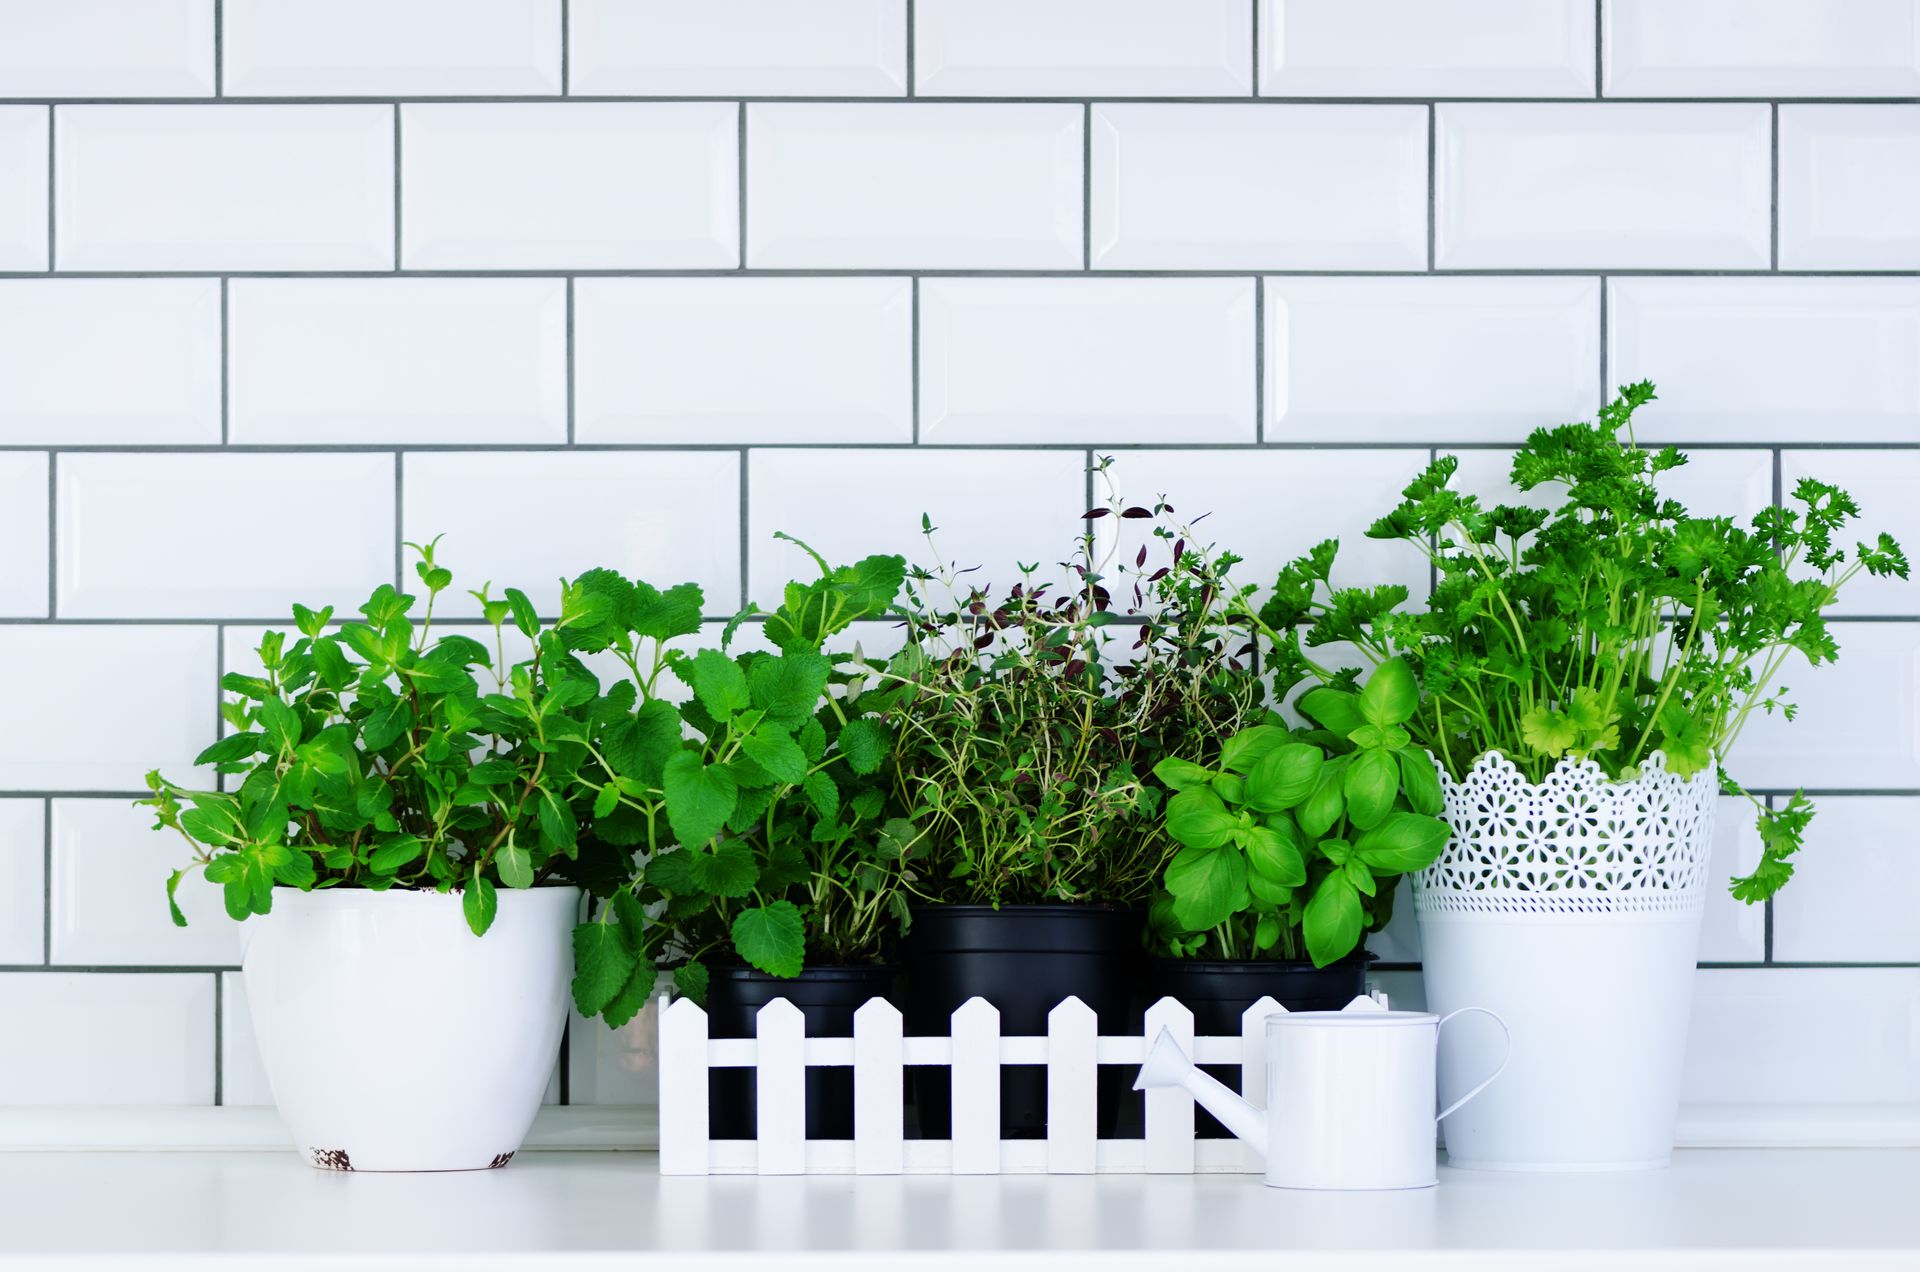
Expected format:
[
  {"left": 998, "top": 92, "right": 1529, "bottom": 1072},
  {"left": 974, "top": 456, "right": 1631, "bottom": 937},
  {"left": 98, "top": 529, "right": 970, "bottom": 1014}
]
[{"left": 2, "top": 1148, "right": 1918, "bottom": 1270}]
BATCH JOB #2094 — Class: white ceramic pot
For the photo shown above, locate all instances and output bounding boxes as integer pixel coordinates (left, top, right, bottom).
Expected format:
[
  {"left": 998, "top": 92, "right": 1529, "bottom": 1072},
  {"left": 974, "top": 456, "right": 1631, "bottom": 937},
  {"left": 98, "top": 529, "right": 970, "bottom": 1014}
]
[
  {"left": 1414, "top": 752, "right": 1715, "bottom": 1172},
  {"left": 240, "top": 885, "right": 580, "bottom": 1172}
]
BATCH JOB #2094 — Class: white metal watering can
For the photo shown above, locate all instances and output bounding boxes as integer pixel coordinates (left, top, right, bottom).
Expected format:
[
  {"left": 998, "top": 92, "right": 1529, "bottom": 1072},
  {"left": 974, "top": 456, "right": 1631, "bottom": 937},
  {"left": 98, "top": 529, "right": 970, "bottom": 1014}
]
[{"left": 1133, "top": 996, "right": 1510, "bottom": 1190}]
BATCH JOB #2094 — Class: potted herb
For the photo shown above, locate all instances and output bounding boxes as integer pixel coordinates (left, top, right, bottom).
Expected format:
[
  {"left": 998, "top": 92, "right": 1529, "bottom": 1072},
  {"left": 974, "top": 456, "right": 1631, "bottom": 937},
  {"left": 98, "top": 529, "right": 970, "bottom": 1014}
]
[
  {"left": 565, "top": 541, "right": 913, "bottom": 1138},
  {"left": 888, "top": 475, "right": 1267, "bottom": 1138},
  {"left": 1262, "top": 383, "right": 1910, "bottom": 1169},
  {"left": 143, "top": 542, "right": 661, "bottom": 1172},
  {"left": 1145, "top": 662, "right": 1450, "bottom": 1134}
]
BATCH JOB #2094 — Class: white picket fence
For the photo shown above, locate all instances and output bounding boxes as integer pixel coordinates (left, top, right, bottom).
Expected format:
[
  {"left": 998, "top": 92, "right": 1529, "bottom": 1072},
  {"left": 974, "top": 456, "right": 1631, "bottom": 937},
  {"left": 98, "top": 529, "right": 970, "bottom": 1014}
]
[{"left": 659, "top": 991, "right": 1383, "bottom": 1176}]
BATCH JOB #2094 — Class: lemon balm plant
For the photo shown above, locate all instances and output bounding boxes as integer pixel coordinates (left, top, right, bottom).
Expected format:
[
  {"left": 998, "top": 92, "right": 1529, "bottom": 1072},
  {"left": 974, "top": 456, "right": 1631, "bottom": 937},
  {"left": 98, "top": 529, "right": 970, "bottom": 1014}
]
[{"left": 139, "top": 540, "right": 702, "bottom": 1172}]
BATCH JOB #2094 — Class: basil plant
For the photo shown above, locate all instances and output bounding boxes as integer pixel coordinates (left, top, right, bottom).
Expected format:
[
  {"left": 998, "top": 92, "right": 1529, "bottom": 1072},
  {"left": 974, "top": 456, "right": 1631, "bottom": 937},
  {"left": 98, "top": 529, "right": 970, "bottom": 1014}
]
[{"left": 1148, "top": 659, "right": 1451, "bottom": 967}]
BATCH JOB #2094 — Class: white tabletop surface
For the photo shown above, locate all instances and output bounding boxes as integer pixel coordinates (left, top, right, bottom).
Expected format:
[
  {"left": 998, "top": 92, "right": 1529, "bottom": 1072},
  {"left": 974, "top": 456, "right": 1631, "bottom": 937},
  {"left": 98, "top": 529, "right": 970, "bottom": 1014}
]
[{"left": 2, "top": 1148, "right": 1918, "bottom": 1270}]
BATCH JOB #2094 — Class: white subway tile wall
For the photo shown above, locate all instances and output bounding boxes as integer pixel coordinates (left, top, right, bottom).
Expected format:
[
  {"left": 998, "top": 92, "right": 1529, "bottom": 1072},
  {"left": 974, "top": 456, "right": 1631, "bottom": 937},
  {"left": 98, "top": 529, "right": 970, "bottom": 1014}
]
[{"left": 0, "top": 2, "right": 1913, "bottom": 1126}]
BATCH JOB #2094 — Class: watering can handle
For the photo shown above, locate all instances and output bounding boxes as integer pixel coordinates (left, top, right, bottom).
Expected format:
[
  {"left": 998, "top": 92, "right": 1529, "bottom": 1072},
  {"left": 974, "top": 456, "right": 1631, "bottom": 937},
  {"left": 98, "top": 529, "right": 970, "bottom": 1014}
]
[{"left": 1434, "top": 1006, "right": 1511, "bottom": 1123}]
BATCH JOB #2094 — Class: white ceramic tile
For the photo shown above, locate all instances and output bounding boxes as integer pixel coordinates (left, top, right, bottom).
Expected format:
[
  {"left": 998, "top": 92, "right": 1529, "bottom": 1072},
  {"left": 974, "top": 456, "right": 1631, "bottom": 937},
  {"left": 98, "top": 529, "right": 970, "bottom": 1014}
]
[
  {"left": 0, "top": 280, "right": 220, "bottom": 445},
  {"left": 0, "top": 973, "right": 214, "bottom": 1103},
  {"left": 229, "top": 279, "right": 566, "bottom": 445},
  {"left": 919, "top": 277, "right": 1255, "bottom": 445},
  {"left": 917, "top": 0, "right": 1251, "bottom": 97},
  {"left": 0, "top": 0, "right": 213, "bottom": 97},
  {"left": 1780, "top": 452, "right": 1920, "bottom": 617},
  {"left": 569, "top": 996, "right": 660, "bottom": 1105},
  {"left": 1609, "top": 278, "right": 1920, "bottom": 444},
  {"left": 1700, "top": 797, "right": 1767, "bottom": 964},
  {"left": 403, "top": 452, "right": 741, "bottom": 619},
  {"left": 218, "top": 971, "right": 273, "bottom": 1105},
  {"left": 0, "top": 452, "right": 47, "bottom": 618},
  {"left": 0, "top": 107, "right": 47, "bottom": 271},
  {"left": 1434, "top": 104, "right": 1771, "bottom": 271},
  {"left": 224, "top": 0, "right": 561, "bottom": 96},
  {"left": 401, "top": 103, "right": 737, "bottom": 270},
  {"left": 1264, "top": 277, "right": 1600, "bottom": 443},
  {"left": 1259, "top": 0, "right": 1593, "bottom": 97},
  {"left": 1605, "top": 0, "right": 1920, "bottom": 98},
  {"left": 1096, "top": 450, "right": 1435, "bottom": 610},
  {"left": 1446, "top": 448, "right": 1774, "bottom": 527},
  {"left": 1682, "top": 969, "right": 1920, "bottom": 1106},
  {"left": 1091, "top": 104, "right": 1426, "bottom": 271},
  {"left": 575, "top": 277, "right": 911, "bottom": 445},
  {"left": 0, "top": 626, "right": 215, "bottom": 791},
  {"left": 570, "top": 0, "right": 904, "bottom": 96},
  {"left": 1779, "top": 106, "right": 1920, "bottom": 272},
  {"left": 746, "top": 103, "right": 1082, "bottom": 269},
  {"left": 746, "top": 449, "right": 1086, "bottom": 607},
  {"left": 1728, "top": 621, "right": 1920, "bottom": 791},
  {"left": 49, "top": 800, "right": 237, "bottom": 967},
  {"left": 55, "top": 105, "right": 392, "bottom": 271},
  {"left": 0, "top": 801, "right": 44, "bottom": 964},
  {"left": 57, "top": 453, "right": 395, "bottom": 618},
  {"left": 1772, "top": 797, "right": 1920, "bottom": 962}
]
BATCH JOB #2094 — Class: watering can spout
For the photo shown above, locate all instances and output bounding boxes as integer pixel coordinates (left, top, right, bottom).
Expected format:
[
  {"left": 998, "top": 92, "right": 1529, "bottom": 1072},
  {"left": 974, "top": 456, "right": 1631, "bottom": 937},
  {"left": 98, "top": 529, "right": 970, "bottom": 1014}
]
[{"left": 1132, "top": 1027, "right": 1269, "bottom": 1155}]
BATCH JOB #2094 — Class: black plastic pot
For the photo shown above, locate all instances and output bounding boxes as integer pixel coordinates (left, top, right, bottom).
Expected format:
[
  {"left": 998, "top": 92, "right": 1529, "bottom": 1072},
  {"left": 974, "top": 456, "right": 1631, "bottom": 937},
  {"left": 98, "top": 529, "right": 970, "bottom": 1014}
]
[
  {"left": 905, "top": 904, "right": 1142, "bottom": 1140},
  {"left": 704, "top": 964, "right": 897, "bottom": 1140},
  {"left": 1142, "top": 954, "right": 1372, "bottom": 1138}
]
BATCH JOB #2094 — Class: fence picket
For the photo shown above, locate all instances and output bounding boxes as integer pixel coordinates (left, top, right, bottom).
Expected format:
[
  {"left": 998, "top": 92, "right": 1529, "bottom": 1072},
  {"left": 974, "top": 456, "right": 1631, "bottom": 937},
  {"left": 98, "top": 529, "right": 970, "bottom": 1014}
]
[
  {"left": 1142, "top": 997, "right": 1196, "bottom": 1173},
  {"left": 853, "top": 998, "right": 905, "bottom": 1174},
  {"left": 949, "top": 998, "right": 1001, "bottom": 1174},
  {"left": 1046, "top": 996, "right": 1098, "bottom": 1173},
  {"left": 658, "top": 997, "right": 709, "bottom": 1176},
  {"left": 755, "top": 998, "right": 806, "bottom": 1175}
]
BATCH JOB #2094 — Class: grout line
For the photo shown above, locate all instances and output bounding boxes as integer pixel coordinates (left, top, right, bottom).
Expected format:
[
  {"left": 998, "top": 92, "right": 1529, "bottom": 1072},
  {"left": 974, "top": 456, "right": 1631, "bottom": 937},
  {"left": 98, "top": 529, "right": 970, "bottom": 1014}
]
[
  {"left": 215, "top": 622, "right": 227, "bottom": 792},
  {"left": 910, "top": 276, "right": 921, "bottom": 444},
  {"left": 905, "top": 0, "right": 915, "bottom": 96},
  {"left": 1081, "top": 102, "right": 1092, "bottom": 270},
  {"left": 219, "top": 279, "right": 230, "bottom": 445},
  {"left": 560, "top": 0, "right": 570, "bottom": 96},
  {"left": 1593, "top": 0, "right": 1603, "bottom": 98},
  {"left": 1083, "top": 449, "right": 1095, "bottom": 517},
  {"left": 45, "top": 453, "right": 56, "bottom": 618},
  {"left": 392, "top": 104, "right": 402, "bottom": 270},
  {"left": 0, "top": 964, "right": 247, "bottom": 974},
  {"left": 565, "top": 277, "right": 576, "bottom": 445},
  {"left": 392, "top": 454, "right": 403, "bottom": 586},
  {"left": 1249, "top": 0, "right": 1259, "bottom": 96},
  {"left": 5, "top": 93, "right": 1918, "bottom": 105},
  {"left": 2, "top": 268, "right": 1917, "bottom": 281},
  {"left": 41, "top": 797, "right": 51, "bottom": 964},
  {"left": 213, "top": 972, "right": 224, "bottom": 1105},
  {"left": 1597, "top": 274, "right": 1608, "bottom": 396},
  {"left": 737, "top": 451, "right": 750, "bottom": 610},
  {"left": 44, "top": 106, "right": 53, "bottom": 271},
  {"left": 1763, "top": 795, "right": 1776, "bottom": 964},
  {"left": 213, "top": 0, "right": 223, "bottom": 97},
  {"left": 736, "top": 104, "right": 747, "bottom": 269},
  {"left": 1770, "top": 103, "right": 1780, "bottom": 271},
  {"left": 1425, "top": 104, "right": 1436, "bottom": 270},
  {"left": 1254, "top": 278, "right": 1264, "bottom": 442}
]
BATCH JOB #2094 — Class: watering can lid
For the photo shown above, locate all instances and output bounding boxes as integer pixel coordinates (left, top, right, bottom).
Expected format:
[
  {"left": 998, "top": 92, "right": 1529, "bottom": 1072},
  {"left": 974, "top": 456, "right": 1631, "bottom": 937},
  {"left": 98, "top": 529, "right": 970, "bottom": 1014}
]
[{"left": 1264, "top": 995, "right": 1438, "bottom": 1030}]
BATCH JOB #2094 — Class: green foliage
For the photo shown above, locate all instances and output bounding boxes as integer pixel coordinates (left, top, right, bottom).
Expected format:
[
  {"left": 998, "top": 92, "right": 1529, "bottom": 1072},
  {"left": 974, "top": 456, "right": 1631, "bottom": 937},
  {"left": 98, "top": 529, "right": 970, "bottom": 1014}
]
[
  {"left": 1249, "top": 383, "right": 1910, "bottom": 903},
  {"left": 1147, "top": 659, "right": 1450, "bottom": 966},
  {"left": 140, "top": 538, "right": 662, "bottom": 947},
  {"left": 882, "top": 465, "right": 1269, "bottom": 907},
  {"left": 575, "top": 541, "right": 915, "bottom": 1012}
]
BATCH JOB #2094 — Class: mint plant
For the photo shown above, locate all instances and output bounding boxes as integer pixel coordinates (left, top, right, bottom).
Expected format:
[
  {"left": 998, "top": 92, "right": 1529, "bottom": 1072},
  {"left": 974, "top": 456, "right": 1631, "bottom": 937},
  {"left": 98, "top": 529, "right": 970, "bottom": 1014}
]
[
  {"left": 1149, "top": 659, "right": 1450, "bottom": 966},
  {"left": 142, "top": 539, "right": 673, "bottom": 945},
  {"left": 1251, "top": 383, "right": 1909, "bottom": 901},
  {"left": 568, "top": 543, "right": 914, "bottom": 1025}
]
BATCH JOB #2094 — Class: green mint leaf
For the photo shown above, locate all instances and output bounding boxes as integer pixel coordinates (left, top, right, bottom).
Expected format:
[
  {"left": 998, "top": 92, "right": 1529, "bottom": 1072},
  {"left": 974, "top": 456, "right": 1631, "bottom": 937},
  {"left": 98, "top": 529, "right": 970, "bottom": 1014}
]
[
  {"left": 504, "top": 587, "right": 539, "bottom": 639},
  {"left": 747, "top": 652, "right": 832, "bottom": 723},
  {"left": 602, "top": 961, "right": 659, "bottom": 1029},
  {"left": 674, "top": 959, "right": 710, "bottom": 1007},
  {"left": 463, "top": 874, "right": 498, "bottom": 937},
  {"left": 368, "top": 836, "right": 422, "bottom": 874},
  {"left": 165, "top": 868, "right": 188, "bottom": 927},
  {"left": 731, "top": 901, "right": 806, "bottom": 978},
  {"left": 740, "top": 727, "right": 809, "bottom": 786},
  {"left": 689, "top": 839, "right": 758, "bottom": 897},
  {"left": 572, "top": 922, "right": 639, "bottom": 1017},
  {"left": 661, "top": 752, "right": 738, "bottom": 848},
  {"left": 837, "top": 717, "right": 891, "bottom": 776},
  {"left": 678, "top": 649, "right": 751, "bottom": 721},
  {"left": 497, "top": 837, "right": 535, "bottom": 889}
]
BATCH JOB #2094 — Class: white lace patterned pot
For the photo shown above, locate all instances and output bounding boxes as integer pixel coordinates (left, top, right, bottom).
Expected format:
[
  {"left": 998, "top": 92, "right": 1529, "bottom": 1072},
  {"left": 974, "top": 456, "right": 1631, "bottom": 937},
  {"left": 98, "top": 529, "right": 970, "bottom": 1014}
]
[
  {"left": 240, "top": 885, "right": 579, "bottom": 1172},
  {"left": 1414, "top": 752, "right": 1715, "bottom": 1172}
]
